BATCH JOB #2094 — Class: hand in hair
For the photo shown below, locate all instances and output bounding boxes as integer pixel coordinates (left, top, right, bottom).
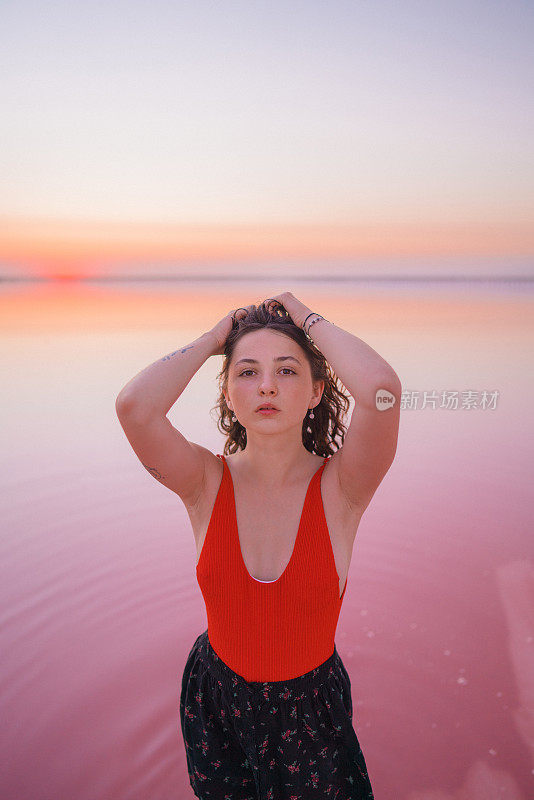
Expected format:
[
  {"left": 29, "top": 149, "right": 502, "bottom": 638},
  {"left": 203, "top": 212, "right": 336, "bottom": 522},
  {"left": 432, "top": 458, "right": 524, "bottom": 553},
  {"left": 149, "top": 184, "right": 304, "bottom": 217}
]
[{"left": 263, "top": 292, "right": 311, "bottom": 329}]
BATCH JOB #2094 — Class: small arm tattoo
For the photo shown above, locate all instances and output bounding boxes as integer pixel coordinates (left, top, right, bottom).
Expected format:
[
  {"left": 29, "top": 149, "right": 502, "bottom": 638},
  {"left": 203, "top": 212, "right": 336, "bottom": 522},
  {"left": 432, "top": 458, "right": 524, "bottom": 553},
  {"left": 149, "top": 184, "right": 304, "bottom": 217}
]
[
  {"left": 142, "top": 463, "right": 167, "bottom": 481},
  {"left": 160, "top": 345, "right": 194, "bottom": 361}
]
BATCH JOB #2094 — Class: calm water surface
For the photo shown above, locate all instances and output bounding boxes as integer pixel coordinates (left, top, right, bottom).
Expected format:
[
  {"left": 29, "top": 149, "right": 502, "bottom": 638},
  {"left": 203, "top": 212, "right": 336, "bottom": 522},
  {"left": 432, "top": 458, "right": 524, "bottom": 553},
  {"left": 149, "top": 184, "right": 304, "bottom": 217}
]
[{"left": 1, "top": 280, "right": 533, "bottom": 799}]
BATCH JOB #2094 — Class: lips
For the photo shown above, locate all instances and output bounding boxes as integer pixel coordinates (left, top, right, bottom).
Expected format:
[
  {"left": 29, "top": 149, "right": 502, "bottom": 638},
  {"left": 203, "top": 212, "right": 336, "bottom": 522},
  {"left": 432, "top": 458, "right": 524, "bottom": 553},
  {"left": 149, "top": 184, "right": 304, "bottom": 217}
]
[{"left": 256, "top": 404, "right": 279, "bottom": 411}]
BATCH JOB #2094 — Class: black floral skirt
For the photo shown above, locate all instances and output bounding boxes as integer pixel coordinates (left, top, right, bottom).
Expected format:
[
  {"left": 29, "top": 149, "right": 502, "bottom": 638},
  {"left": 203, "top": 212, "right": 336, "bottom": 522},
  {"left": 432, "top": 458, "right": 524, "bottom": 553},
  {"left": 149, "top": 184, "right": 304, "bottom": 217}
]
[{"left": 179, "top": 629, "right": 374, "bottom": 799}]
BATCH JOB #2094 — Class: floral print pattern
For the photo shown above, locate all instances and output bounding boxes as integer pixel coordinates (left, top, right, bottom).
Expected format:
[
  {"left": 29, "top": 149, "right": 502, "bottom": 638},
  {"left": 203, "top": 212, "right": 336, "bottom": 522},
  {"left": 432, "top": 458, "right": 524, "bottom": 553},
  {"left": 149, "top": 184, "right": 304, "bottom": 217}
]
[{"left": 179, "top": 630, "right": 374, "bottom": 799}]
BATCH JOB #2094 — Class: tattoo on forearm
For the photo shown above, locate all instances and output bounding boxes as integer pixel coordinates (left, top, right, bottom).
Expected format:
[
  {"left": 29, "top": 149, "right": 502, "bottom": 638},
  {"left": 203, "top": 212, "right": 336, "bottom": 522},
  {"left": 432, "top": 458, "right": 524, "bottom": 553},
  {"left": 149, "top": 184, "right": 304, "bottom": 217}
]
[
  {"left": 160, "top": 346, "right": 194, "bottom": 362},
  {"left": 142, "top": 463, "right": 167, "bottom": 481}
]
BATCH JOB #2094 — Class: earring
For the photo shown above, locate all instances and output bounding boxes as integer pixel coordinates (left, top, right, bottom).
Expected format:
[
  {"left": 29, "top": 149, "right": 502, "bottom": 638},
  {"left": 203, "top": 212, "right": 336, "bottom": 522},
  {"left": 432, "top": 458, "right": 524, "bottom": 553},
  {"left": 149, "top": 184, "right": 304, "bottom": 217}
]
[
  {"left": 307, "top": 408, "right": 314, "bottom": 434},
  {"left": 231, "top": 413, "right": 237, "bottom": 422}
]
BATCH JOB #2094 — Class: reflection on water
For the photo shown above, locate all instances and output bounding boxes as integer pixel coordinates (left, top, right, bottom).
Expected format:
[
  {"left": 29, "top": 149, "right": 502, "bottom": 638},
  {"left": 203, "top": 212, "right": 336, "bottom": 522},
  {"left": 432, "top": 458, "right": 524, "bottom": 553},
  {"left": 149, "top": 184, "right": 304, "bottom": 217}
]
[{"left": 0, "top": 281, "right": 532, "bottom": 799}]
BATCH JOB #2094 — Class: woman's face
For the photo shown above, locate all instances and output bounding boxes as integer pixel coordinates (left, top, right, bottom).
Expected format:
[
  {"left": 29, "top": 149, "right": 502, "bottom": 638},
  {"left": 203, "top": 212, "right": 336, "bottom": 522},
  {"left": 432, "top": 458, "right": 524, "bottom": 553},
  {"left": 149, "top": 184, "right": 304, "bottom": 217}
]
[{"left": 225, "top": 329, "right": 323, "bottom": 430}]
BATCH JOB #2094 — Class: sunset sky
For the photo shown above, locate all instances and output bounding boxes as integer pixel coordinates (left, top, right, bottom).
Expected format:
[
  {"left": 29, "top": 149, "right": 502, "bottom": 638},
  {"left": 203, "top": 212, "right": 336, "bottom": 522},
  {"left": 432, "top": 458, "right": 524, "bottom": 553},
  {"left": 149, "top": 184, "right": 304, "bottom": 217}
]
[{"left": 1, "top": 0, "right": 533, "bottom": 279}]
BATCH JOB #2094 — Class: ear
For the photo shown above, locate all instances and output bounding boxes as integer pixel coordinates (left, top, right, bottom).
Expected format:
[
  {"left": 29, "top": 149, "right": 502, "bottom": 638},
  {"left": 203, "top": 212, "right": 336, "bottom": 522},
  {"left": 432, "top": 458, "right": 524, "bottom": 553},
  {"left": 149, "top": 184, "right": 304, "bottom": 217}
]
[{"left": 313, "top": 379, "right": 325, "bottom": 403}]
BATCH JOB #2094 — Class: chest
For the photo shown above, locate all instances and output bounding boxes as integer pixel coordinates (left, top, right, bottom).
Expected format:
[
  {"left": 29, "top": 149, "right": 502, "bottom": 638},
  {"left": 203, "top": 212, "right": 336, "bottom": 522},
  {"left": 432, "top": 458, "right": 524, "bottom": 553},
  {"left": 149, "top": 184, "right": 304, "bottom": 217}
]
[{"left": 188, "top": 464, "right": 362, "bottom": 600}]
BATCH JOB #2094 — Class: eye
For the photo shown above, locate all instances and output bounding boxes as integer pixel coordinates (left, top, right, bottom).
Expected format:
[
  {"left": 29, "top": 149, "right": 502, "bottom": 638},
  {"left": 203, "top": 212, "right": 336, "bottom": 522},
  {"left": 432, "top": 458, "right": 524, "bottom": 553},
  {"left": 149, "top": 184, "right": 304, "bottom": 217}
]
[{"left": 238, "top": 368, "right": 296, "bottom": 377}]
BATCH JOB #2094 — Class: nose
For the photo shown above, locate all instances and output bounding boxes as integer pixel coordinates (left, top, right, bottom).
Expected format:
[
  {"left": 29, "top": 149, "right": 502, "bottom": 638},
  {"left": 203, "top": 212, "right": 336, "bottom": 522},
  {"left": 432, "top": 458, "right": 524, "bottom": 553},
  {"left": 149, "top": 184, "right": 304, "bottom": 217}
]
[{"left": 258, "top": 375, "right": 278, "bottom": 393}]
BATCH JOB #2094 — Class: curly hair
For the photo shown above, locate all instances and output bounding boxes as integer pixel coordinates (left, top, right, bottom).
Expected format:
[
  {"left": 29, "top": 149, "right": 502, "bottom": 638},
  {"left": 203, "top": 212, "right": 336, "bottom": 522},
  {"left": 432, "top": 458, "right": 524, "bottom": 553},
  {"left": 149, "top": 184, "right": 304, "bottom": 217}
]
[{"left": 209, "top": 299, "right": 351, "bottom": 457}]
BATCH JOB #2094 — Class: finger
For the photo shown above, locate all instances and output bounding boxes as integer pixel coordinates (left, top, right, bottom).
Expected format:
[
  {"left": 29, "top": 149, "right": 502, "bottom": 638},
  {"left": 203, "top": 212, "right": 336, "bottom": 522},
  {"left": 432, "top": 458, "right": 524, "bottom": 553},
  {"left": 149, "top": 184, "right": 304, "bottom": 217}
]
[
  {"left": 264, "top": 297, "right": 281, "bottom": 312},
  {"left": 232, "top": 307, "right": 249, "bottom": 322}
]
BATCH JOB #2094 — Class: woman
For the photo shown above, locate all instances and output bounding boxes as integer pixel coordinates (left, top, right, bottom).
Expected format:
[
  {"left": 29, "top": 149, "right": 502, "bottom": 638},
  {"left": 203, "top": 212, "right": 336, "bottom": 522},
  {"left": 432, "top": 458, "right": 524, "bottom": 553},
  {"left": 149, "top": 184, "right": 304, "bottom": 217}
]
[{"left": 116, "top": 292, "right": 401, "bottom": 799}]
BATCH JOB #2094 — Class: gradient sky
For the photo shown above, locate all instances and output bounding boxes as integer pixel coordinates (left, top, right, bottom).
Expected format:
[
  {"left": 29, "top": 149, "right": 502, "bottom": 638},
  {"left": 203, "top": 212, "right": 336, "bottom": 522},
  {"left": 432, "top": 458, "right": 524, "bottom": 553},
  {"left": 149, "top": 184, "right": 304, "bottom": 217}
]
[{"left": 1, "top": 0, "right": 533, "bottom": 277}]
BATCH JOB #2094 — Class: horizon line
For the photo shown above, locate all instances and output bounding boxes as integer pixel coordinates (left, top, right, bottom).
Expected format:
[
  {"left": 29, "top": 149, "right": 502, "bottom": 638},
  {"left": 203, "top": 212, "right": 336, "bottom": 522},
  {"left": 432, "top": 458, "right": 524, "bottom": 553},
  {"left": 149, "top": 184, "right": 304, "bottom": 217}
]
[{"left": 1, "top": 274, "right": 533, "bottom": 284}]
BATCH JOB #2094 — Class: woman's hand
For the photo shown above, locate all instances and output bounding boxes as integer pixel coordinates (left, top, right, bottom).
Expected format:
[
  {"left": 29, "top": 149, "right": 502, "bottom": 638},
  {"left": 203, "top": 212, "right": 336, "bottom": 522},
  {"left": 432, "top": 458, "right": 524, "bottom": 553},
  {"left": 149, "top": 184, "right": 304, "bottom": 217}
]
[
  {"left": 207, "top": 305, "right": 253, "bottom": 356},
  {"left": 264, "top": 292, "right": 313, "bottom": 330}
]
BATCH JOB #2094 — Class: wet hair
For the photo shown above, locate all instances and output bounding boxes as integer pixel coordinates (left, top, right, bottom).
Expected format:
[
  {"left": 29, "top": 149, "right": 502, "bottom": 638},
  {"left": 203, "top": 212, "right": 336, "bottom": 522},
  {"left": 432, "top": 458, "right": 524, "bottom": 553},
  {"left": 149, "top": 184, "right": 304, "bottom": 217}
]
[{"left": 210, "top": 300, "right": 351, "bottom": 456}]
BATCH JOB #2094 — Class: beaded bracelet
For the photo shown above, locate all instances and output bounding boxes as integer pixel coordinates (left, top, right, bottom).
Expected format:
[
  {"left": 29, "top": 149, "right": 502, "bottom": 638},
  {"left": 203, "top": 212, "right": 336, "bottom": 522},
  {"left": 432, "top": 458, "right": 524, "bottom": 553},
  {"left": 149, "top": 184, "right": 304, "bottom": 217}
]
[{"left": 302, "top": 312, "right": 327, "bottom": 344}]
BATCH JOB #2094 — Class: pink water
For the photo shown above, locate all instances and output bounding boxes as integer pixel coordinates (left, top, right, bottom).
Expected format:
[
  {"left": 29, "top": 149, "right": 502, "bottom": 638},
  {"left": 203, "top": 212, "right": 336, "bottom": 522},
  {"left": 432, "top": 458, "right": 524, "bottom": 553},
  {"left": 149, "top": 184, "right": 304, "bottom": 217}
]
[{"left": 1, "top": 280, "right": 533, "bottom": 799}]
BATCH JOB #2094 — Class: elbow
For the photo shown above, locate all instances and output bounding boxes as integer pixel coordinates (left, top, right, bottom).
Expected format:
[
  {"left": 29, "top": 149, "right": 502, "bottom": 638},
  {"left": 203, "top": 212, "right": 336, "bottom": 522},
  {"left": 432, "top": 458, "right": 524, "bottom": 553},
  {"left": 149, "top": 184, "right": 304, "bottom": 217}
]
[
  {"left": 377, "top": 368, "right": 402, "bottom": 395},
  {"left": 115, "top": 392, "right": 130, "bottom": 415},
  {"left": 115, "top": 391, "right": 159, "bottom": 424},
  {"left": 355, "top": 372, "right": 401, "bottom": 410},
  {"left": 115, "top": 391, "right": 141, "bottom": 419},
  {"left": 370, "top": 371, "right": 402, "bottom": 411}
]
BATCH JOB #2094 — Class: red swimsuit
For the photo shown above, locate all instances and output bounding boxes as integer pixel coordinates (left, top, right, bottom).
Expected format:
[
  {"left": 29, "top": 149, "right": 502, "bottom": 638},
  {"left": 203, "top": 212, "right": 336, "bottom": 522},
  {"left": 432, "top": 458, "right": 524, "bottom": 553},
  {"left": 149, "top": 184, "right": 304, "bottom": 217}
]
[{"left": 196, "top": 454, "right": 347, "bottom": 681}]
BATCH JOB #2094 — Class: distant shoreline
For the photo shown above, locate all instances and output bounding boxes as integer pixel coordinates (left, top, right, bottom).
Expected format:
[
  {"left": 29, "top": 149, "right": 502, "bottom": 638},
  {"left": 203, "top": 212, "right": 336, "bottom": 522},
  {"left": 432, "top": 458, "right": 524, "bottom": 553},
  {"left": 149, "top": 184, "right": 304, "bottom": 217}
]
[{"left": 1, "top": 274, "right": 533, "bottom": 284}]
